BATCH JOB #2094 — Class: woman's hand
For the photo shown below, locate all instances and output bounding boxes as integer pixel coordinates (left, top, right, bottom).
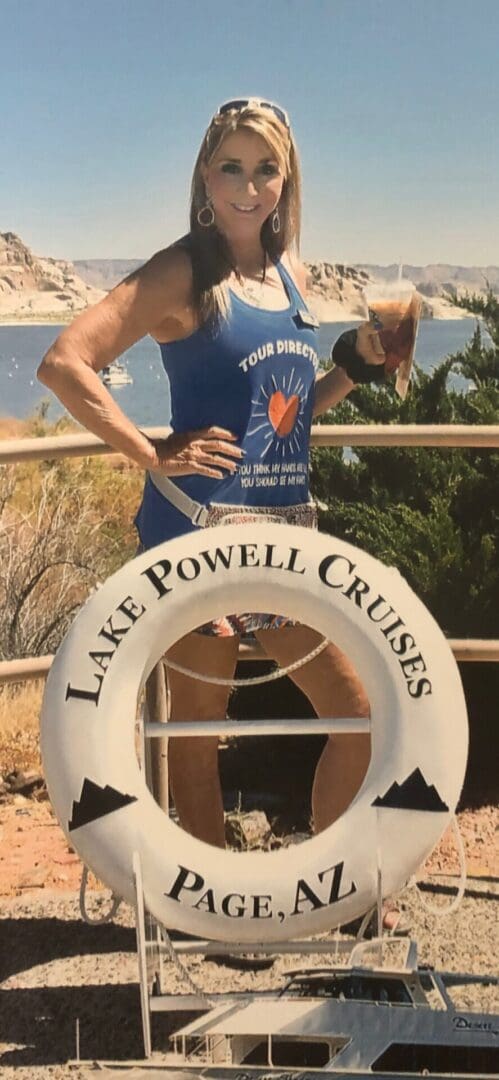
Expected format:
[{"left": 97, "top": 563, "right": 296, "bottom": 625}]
[
  {"left": 317, "top": 321, "right": 387, "bottom": 411},
  {"left": 151, "top": 426, "right": 244, "bottom": 479},
  {"left": 355, "top": 321, "right": 386, "bottom": 366}
]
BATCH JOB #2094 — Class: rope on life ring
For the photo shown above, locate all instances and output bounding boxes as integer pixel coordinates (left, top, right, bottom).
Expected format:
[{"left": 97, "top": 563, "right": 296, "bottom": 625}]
[
  {"left": 40, "top": 523, "right": 468, "bottom": 943},
  {"left": 163, "top": 635, "right": 329, "bottom": 686}
]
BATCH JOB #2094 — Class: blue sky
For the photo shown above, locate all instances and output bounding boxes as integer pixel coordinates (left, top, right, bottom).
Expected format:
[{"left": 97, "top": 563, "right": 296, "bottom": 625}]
[{"left": 2, "top": 0, "right": 498, "bottom": 265}]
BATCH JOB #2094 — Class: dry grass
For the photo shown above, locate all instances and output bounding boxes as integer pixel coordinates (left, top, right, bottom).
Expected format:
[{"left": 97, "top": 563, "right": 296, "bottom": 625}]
[
  {"left": 0, "top": 419, "right": 143, "bottom": 779},
  {"left": 0, "top": 417, "right": 32, "bottom": 440},
  {"left": 0, "top": 680, "right": 44, "bottom": 774}
]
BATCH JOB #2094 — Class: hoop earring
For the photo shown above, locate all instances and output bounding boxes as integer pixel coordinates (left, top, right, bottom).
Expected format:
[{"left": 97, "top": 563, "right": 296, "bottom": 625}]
[
  {"left": 197, "top": 203, "right": 215, "bottom": 227},
  {"left": 271, "top": 209, "right": 280, "bottom": 234}
]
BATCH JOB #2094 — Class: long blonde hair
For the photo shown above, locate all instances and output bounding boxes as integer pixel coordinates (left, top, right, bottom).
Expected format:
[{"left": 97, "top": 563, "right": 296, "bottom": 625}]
[{"left": 181, "top": 104, "right": 302, "bottom": 330}]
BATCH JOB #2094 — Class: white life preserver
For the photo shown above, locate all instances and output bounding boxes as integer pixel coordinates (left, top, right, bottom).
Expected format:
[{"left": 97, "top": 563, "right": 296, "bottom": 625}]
[{"left": 40, "top": 524, "right": 468, "bottom": 942}]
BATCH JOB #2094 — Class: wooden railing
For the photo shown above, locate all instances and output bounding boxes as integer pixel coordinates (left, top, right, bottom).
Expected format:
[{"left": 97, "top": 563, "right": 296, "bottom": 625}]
[
  {"left": 1, "top": 423, "right": 499, "bottom": 685},
  {"left": 2, "top": 423, "right": 499, "bottom": 465}
]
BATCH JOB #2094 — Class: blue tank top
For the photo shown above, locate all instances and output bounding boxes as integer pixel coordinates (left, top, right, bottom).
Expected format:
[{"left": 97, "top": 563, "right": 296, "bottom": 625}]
[{"left": 135, "top": 253, "right": 319, "bottom": 548}]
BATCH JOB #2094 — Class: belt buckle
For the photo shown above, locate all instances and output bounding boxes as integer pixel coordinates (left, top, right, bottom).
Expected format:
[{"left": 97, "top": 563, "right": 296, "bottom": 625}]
[{"left": 192, "top": 504, "right": 209, "bottom": 527}]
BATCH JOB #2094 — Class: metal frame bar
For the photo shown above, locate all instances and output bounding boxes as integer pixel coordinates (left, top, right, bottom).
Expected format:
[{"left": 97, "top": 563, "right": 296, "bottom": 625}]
[
  {"left": 144, "top": 717, "right": 371, "bottom": 738},
  {"left": 133, "top": 851, "right": 152, "bottom": 1059}
]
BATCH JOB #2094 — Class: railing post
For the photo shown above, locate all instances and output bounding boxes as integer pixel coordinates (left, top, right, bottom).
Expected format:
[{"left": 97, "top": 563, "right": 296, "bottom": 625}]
[{"left": 144, "top": 661, "right": 169, "bottom": 811}]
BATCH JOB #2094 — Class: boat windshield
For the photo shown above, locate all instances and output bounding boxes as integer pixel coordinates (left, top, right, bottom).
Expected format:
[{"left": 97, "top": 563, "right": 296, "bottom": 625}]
[{"left": 282, "top": 972, "right": 414, "bottom": 1005}]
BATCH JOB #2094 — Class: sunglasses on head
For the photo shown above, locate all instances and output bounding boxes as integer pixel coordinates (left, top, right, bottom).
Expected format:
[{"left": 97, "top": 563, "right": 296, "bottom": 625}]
[{"left": 216, "top": 98, "right": 290, "bottom": 129}]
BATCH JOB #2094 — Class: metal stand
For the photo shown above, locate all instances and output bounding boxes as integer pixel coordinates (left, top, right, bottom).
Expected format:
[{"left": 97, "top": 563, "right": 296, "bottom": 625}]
[
  {"left": 129, "top": 868, "right": 499, "bottom": 1080},
  {"left": 124, "top": 664, "right": 499, "bottom": 1076},
  {"left": 132, "top": 846, "right": 422, "bottom": 1062},
  {"left": 65, "top": 656, "right": 498, "bottom": 1077},
  {"left": 133, "top": 663, "right": 392, "bottom": 1062},
  {"left": 133, "top": 850, "right": 155, "bottom": 1059}
]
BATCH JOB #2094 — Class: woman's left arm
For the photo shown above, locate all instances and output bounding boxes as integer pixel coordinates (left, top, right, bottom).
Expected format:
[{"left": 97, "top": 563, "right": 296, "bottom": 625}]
[
  {"left": 313, "top": 365, "right": 356, "bottom": 417},
  {"left": 284, "top": 253, "right": 382, "bottom": 417},
  {"left": 313, "top": 322, "right": 387, "bottom": 416},
  {"left": 288, "top": 257, "right": 355, "bottom": 416}
]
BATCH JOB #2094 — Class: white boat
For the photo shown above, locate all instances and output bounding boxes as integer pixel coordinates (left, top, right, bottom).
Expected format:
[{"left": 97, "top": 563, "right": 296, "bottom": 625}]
[
  {"left": 102, "top": 361, "right": 133, "bottom": 386},
  {"left": 163, "top": 950, "right": 499, "bottom": 1077}
]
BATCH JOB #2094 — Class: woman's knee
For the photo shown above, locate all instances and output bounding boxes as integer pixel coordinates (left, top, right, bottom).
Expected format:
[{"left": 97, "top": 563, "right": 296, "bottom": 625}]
[
  {"left": 166, "top": 631, "right": 238, "bottom": 719},
  {"left": 297, "top": 656, "right": 370, "bottom": 718},
  {"left": 169, "top": 687, "right": 231, "bottom": 721},
  {"left": 326, "top": 731, "right": 371, "bottom": 765},
  {"left": 168, "top": 734, "right": 221, "bottom": 776}
]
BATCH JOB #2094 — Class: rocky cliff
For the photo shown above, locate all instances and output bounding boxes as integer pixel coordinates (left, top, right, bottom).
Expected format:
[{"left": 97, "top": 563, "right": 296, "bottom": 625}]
[
  {"left": 73, "top": 258, "right": 143, "bottom": 291},
  {"left": 72, "top": 257, "right": 374, "bottom": 319},
  {"left": 74, "top": 255, "right": 462, "bottom": 320},
  {"left": 0, "top": 232, "right": 105, "bottom": 321},
  {"left": 304, "top": 261, "right": 370, "bottom": 321},
  {"left": 304, "top": 261, "right": 473, "bottom": 320},
  {"left": 358, "top": 262, "right": 499, "bottom": 296},
  {"left": 1, "top": 232, "right": 472, "bottom": 324}
]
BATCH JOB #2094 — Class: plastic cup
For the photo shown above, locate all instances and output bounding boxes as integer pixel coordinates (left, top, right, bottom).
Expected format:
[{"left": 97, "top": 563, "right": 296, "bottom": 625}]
[{"left": 363, "top": 279, "right": 422, "bottom": 399}]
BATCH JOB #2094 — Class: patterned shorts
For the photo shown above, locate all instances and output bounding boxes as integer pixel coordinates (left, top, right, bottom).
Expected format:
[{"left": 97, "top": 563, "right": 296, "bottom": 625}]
[
  {"left": 196, "top": 611, "right": 294, "bottom": 638},
  {"left": 136, "top": 542, "right": 291, "bottom": 638},
  {"left": 137, "top": 500, "right": 317, "bottom": 639},
  {"left": 196, "top": 505, "right": 317, "bottom": 637}
]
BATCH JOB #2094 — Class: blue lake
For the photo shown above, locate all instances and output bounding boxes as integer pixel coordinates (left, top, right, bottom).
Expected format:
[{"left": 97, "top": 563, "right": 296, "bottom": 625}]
[{"left": 0, "top": 318, "right": 482, "bottom": 427}]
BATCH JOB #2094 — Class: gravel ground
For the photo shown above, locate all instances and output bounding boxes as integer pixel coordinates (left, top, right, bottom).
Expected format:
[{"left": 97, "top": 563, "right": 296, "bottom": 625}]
[{"left": 1, "top": 873, "right": 498, "bottom": 1079}]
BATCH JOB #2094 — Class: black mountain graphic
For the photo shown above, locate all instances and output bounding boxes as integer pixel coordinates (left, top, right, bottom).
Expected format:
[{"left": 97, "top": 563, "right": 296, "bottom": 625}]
[
  {"left": 68, "top": 778, "right": 137, "bottom": 831},
  {"left": 372, "top": 768, "right": 449, "bottom": 812}
]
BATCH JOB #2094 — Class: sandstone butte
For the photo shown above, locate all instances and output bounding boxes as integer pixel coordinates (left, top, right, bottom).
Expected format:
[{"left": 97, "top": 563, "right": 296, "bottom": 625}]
[{"left": 0, "top": 230, "right": 465, "bottom": 325}]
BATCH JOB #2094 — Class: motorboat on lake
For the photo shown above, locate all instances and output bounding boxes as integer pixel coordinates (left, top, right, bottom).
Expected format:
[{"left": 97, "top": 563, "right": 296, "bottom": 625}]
[{"left": 102, "top": 361, "right": 133, "bottom": 386}]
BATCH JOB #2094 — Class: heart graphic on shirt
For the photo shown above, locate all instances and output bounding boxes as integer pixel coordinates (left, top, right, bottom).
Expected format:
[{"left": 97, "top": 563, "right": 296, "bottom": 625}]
[{"left": 268, "top": 391, "right": 299, "bottom": 436}]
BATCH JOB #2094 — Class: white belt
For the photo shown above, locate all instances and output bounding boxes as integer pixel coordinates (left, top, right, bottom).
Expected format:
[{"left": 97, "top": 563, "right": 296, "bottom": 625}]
[
  {"left": 148, "top": 470, "right": 210, "bottom": 527},
  {"left": 148, "top": 470, "right": 317, "bottom": 531}
]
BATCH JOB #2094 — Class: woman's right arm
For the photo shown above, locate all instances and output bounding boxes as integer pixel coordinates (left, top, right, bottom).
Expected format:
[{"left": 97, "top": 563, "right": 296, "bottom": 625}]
[{"left": 37, "top": 247, "right": 241, "bottom": 478}]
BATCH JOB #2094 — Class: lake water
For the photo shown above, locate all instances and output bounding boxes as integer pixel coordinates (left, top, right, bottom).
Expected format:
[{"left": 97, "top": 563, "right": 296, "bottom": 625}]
[{"left": 0, "top": 318, "right": 482, "bottom": 426}]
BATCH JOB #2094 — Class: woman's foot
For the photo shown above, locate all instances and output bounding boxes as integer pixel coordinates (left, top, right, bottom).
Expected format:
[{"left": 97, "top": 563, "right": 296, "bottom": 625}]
[
  {"left": 342, "top": 903, "right": 410, "bottom": 938},
  {"left": 382, "top": 905, "right": 409, "bottom": 935}
]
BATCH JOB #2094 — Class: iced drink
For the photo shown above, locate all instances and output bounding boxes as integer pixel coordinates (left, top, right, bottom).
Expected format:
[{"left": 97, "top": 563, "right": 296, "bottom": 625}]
[{"left": 364, "top": 280, "right": 422, "bottom": 399}]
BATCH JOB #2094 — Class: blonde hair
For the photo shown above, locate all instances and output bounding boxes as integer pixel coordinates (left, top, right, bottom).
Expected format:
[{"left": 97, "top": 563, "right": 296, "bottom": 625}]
[{"left": 180, "top": 104, "right": 302, "bottom": 330}]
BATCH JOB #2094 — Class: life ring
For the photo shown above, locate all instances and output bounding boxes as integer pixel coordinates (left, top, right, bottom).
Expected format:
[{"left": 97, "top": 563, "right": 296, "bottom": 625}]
[{"left": 40, "top": 524, "right": 468, "bottom": 942}]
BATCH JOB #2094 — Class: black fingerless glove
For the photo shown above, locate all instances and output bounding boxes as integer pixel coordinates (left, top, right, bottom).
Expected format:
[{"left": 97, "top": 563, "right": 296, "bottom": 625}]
[{"left": 331, "top": 329, "right": 386, "bottom": 385}]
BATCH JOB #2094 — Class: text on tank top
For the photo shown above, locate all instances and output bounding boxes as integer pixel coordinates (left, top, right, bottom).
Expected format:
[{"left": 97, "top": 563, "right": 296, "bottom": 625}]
[{"left": 158, "top": 255, "right": 320, "bottom": 509}]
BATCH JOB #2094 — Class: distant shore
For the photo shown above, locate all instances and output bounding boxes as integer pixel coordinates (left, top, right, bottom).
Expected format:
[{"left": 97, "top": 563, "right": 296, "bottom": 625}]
[
  {"left": 0, "top": 314, "right": 74, "bottom": 326},
  {"left": 0, "top": 308, "right": 473, "bottom": 327}
]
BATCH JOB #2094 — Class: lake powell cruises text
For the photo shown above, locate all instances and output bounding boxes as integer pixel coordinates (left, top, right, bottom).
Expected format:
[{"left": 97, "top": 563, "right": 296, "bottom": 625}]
[
  {"left": 41, "top": 524, "right": 468, "bottom": 942},
  {"left": 66, "top": 538, "right": 432, "bottom": 706}
]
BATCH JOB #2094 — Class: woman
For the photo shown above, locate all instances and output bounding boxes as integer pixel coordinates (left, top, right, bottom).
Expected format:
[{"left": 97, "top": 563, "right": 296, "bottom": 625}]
[{"left": 38, "top": 98, "right": 394, "bottom": 907}]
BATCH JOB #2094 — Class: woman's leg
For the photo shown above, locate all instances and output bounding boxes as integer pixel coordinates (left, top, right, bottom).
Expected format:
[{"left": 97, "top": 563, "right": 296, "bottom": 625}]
[
  {"left": 165, "top": 631, "right": 240, "bottom": 848},
  {"left": 255, "top": 625, "right": 371, "bottom": 833}
]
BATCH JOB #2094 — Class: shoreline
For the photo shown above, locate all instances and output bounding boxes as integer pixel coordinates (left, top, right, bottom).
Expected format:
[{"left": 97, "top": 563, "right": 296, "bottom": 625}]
[
  {"left": 0, "top": 312, "right": 473, "bottom": 327},
  {"left": 0, "top": 315, "right": 73, "bottom": 327}
]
